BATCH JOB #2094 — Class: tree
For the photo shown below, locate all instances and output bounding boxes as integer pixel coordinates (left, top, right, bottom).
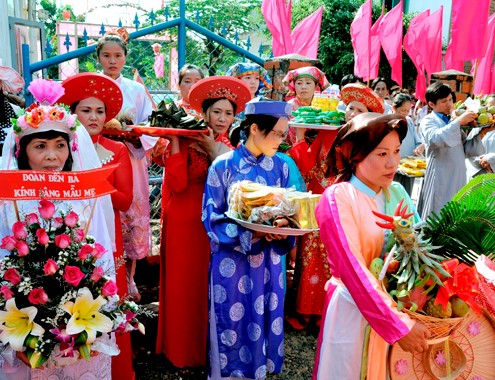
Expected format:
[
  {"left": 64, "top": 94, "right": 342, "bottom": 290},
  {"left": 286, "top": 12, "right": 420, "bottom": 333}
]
[
  {"left": 291, "top": 0, "right": 418, "bottom": 91},
  {"left": 153, "top": 0, "right": 263, "bottom": 76}
]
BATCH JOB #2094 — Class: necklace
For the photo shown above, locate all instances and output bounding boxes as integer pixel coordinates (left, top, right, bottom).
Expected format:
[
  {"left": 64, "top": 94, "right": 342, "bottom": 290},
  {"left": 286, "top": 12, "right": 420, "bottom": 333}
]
[{"left": 94, "top": 135, "right": 115, "bottom": 165}]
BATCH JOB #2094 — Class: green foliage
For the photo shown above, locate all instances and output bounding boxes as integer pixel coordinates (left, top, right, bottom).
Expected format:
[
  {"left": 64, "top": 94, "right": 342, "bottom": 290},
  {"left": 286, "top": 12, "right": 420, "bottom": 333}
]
[
  {"left": 151, "top": 0, "right": 263, "bottom": 76},
  {"left": 423, "top": 174, "right": 495, "bottom": 264}
]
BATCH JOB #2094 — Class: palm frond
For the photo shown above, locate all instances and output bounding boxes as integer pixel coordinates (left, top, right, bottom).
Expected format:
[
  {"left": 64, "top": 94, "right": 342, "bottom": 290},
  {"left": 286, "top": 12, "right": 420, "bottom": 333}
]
[
  {"left": 424, "top": 184, "right": 495, "bottom": 264},
  {"left": 452, "top": 173, "right": 495, "bottom": 202}
]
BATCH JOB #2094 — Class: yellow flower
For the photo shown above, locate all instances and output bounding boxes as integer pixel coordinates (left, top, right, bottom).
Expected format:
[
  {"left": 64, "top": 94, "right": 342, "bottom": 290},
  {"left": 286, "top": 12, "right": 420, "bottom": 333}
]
[
  {"left": 0, "top": 298, "right": 44, "bottom": 351},
  {"left": 62, "top": 288, "right": 112, "bottom": 343}
]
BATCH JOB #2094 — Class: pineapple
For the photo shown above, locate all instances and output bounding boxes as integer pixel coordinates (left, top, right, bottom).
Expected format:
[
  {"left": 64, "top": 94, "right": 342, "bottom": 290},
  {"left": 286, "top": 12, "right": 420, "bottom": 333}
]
[{"left": 373, "top": 199, "right": 451, "bottom": 292}]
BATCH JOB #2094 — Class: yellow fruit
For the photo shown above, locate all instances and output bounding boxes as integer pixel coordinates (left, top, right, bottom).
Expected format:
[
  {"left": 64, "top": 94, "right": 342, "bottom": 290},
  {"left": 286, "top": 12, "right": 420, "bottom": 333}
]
[
  {"left": 451, "top": 296, "right": 470, "bottom": 317},
  {"left": 424, "top": 298, "right": 452, "bottom": 318},
  {"left": 488, "top": 106, "right": 495, "bottom": 115},
  {"left": 478, "top": 106, "right": 487, "bottom": 114},
  {"left": 369, "top": 258, "right": 384, "bottom": 279},
  {"left": 477, "top": 113, "right": 489, "bottom": 124}
]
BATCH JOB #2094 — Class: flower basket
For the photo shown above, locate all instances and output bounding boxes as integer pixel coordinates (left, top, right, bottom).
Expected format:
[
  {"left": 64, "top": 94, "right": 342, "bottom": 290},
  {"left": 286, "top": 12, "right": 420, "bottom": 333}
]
[{"left": 0, "top": 200, "right": 148, "bottom": 368}]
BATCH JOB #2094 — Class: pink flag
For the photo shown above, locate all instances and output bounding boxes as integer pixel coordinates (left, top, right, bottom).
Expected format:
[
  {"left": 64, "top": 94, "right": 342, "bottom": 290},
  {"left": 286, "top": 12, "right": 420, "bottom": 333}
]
[
  {"left": 379, "top": 0, "right": 403, "bottom": 86},
  {"left": 473, "top": 14, "right": 495, "bottom": 95},
  {"left": 444, "top": 43, "right": 464, "bottom": 71},
  {"left": 369, "top": 6, "right": 385, "bottom": 81},
  {"left": 450, "top": 0, "right": 490, "bottom": 61},
  {"left": 154, "top": 53, "right": 165, "bottom": 78},
  {"left": 262, "top": 0, "right": 293, "bottom": 56},
  {"left": 291, "top": 6, "right": 324, "bottom": 59},
  {"left": 350, "top": 0, "right": 372, "bottom": 79},
  {"left": 418, "top": 7, "right": 442, "bottom": 77},
  {"left": 403, "top": 9, "right": 429, "bottom": 102}
]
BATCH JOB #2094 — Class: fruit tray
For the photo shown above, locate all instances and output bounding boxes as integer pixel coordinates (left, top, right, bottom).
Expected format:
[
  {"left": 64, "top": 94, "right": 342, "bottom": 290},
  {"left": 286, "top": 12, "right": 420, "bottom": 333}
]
[
  {"left": 289, "top": 122, "right": 341, "bottom": 130},
  {"left": 131, "top": 126, "right": 209, "bottom": 137},
  {"left": 227, "top": 213, "right": 318, "bottom": 236},
  {"left": 101, "top": 127, "right": 143, "bottom": 142}
]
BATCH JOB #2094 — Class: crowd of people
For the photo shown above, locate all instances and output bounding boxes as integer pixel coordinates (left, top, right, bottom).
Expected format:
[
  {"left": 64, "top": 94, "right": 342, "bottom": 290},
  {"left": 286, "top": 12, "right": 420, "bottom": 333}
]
[{"left": 1, "top": 28, "right": 495, "bottom": 380}]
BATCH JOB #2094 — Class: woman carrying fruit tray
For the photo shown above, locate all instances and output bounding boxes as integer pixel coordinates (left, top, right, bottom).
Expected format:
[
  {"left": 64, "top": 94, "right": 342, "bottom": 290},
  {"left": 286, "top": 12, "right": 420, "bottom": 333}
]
[
  {"left": 312, "top": 113, "right": 429, "bottom": 380},
  {"left": 285, "top": 84, "right": 384, "bottom": 331}
]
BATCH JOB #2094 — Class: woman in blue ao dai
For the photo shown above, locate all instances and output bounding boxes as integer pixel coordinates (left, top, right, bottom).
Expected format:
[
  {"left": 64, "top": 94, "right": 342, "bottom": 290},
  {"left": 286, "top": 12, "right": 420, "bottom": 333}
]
[{"left": 202, "top": 98, "right": 296, "bottom": 380}]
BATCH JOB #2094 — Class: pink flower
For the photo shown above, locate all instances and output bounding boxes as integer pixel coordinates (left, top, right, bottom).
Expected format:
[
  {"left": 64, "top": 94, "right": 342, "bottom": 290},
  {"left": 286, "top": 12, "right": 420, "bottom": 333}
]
[
  {"left": 15, "top": 240, "right": 29, "bottom": 257},
  {"left": 55, "top": 234, "right": 71, "bottom": 249},
  {"left": 38, "top": 199, "right": 56, "bottom": 219},
  {"left": 28, "top": 288, "right": 48, "bottom": 305},
  {"left": 4, "top": 268, "right": 21, "bottom": 285},
  {"left": 44, "top": 259, "right": 58, "bottom": 275},
  {"left": 49, "top": 327, "right": 72, "bottom": 343},
  {"left": 25, "top": 213, "right": 39, "bottom": 226},
  {"left": 64, "top": 211, "right": 78, "bottom": 228},
  {"left": 90, "top": 267, "right": 105, "bottom": 282},
  {"left": 12, "top": 221, "right": 28, "bottom": 239},
  {"left": 77, "top": 244, "right": 93, "bottom": 260},
  {"left": 468, "top": 321, "right": 481, "bottom": 336},
  {"left": 0, "top": 285, "right": 14, "bottom": 300},
  {"left": 63, "top": 266, "right": 85, "bottom": 286},
  {"left": 36, "top": 228, "right": 49, "bottom": 245},
  {"left": 394, "top": 359, "right": 408, "bottom": 375},
  {"left": 435, "top": 350, "right": 447, "bottom": 366},
  {"left": 52, "top": 217, "right": 64, "bottom": 229},
  {"left": 91, "top": 243, "right": 107, "bottom": 259},
  {"left": 101, "top": 280, "right": 118, "bottom": 297},
  {"left": 1, "top": 236, "right": 16, "bottom": 251},
  {"left": 74, "top": 228, "right": 85, "bottom": 242}
]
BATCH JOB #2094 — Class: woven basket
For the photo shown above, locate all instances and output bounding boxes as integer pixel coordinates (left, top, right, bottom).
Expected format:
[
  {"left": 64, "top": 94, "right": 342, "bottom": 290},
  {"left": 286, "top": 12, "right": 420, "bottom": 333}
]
[{"left": 381, "top": 282, "right": 465, "bottom": 343}]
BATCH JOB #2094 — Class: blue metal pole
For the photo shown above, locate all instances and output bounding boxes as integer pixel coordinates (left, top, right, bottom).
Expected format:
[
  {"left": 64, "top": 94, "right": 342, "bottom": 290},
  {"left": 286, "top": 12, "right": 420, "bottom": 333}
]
[
  {"left": 21, "top": 44, "right": 33, "bottom": 106},
  {"left": 185, "top": 20, "right": 264, "bottom": 66},
  {"left": 178, "top": 0, "right": 186, "bottom": 69}
]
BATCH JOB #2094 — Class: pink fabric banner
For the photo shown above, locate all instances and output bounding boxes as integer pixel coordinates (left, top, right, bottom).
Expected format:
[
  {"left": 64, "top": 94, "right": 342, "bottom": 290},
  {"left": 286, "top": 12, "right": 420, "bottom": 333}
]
[
  {"left": 403, "top": 9, "right": 429, "bottom": 102},
  {"left": 444, "top": 43, "right": 464, "bottom": 71},
  {"left": 473, "top": 14, "right": 495, "bottom": 95},
  {"left": 261, "top": 0, "right": 293, "bottom": 57},
  {"left": 450, "top": 0, "right": 490, "bottom": 61},
  {"left": 369, "top": 8, "right": 385, "bottom": 81},
  {"left": 291, "top": 6, "right": 324, "bottom": 59},
  {"left": 378, "top": 0, "right": 403, "bottom": 86},
  {"left": 418, "top": 7, "right": 443, "bottom": 77},
  {"left": 350, "top": 0, "right": 372, "bottom": 80}
]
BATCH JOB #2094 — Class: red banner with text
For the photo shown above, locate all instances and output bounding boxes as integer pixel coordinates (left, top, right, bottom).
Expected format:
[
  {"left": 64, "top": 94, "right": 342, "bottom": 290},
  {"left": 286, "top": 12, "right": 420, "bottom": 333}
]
[{"left": 0, "top": 165, "right": 117, "bottom": 200}]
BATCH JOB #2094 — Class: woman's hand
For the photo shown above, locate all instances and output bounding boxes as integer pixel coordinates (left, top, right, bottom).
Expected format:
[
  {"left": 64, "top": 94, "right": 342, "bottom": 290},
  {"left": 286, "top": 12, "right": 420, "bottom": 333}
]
[
  {"left": 164, "top": 135, "right": 180, "bottom": 155},
  {"left": 479, "top": 156, "right": 493, "bottom": 173},
  {"left": 413, "top": 144, "right": 425, "bottom": 157},
  {"left": 295, "top": 127, "right": 306, "bottom": 142},
  {"left": 252, "top": 231, "right": 287, "bottom": 241},
  {"left": 189, "top": 127, "right": 219, "bottom": 160},
  {"left": 397, "top": 322, "right": 430, "bottom": 354}
]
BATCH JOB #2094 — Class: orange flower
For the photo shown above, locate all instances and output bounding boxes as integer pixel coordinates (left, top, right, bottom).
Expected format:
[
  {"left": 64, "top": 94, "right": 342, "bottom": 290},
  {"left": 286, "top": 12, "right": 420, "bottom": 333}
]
[{"left": 48, "top": 108, "right": 64, "bottom": 121}]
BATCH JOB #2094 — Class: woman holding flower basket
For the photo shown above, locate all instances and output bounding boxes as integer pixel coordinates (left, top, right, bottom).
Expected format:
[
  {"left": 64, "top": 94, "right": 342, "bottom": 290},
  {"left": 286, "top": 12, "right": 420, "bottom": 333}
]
[
  {"left": 0, "top": 79, "right": 143, "bottom": 379},
  {"left": 57, "top": 73, "right": 136, "bottom": 380},
  {"left": 313, "top": 113, "right": 430, "bottom": 379}
]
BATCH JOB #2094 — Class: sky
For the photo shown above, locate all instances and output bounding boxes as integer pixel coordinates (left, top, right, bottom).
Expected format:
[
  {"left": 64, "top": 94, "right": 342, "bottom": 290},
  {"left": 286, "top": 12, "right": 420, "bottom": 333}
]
[{"left": 61, "top": 0, "right": 164, "bottom": 26}]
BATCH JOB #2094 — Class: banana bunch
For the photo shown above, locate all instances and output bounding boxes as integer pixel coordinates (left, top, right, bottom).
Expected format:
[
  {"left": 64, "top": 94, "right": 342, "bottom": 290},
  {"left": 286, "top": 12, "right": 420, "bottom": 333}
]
[{"left": 373, "top": 200, "right": 451, "bottom": 291}]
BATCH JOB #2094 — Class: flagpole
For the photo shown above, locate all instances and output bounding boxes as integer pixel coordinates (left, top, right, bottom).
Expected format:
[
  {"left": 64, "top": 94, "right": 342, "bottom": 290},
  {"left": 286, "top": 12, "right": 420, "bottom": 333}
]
[{"left": 472, "top": 59, "right": 479, "bottom": 95}]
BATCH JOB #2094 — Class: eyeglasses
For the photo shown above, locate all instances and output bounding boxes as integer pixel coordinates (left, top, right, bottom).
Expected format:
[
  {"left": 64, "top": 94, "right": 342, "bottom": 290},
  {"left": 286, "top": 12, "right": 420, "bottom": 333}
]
[{"left": 270, "top": 130, "right": 288, "bottom": 140}]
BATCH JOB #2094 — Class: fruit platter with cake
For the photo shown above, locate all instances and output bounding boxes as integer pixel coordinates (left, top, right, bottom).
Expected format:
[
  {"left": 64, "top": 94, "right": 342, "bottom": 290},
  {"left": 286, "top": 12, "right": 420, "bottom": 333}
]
[
  {"left": 226, "top": 180, "right": 321, "bottom": 236},
  {"left": 370, "top": 174, "right": 495, "bottom": 377}
]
